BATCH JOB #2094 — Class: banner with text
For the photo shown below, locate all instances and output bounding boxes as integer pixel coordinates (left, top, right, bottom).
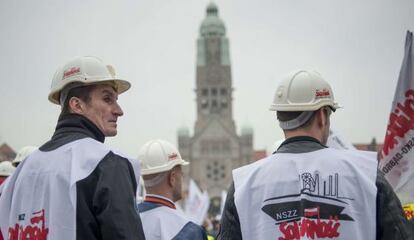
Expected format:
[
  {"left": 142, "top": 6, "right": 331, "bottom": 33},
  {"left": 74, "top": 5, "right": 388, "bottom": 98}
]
[{"left": 379, "top": 31, "right": 414, "bottom": 206}]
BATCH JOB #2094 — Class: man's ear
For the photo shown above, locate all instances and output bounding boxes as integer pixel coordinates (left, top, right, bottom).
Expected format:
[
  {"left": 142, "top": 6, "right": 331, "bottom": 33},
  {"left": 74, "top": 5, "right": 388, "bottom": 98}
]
[
  {"left": 316, "top": 108, "right": 326, "bottom": 128},
  {"left": 68, "top": 97, "right": 84, "bottom": 114},
  {"left": 168, "top": 170, "right": 176, "bottom": 187},
  {"left": 319, "top": 108, "right": 331, "bottom": 128}
]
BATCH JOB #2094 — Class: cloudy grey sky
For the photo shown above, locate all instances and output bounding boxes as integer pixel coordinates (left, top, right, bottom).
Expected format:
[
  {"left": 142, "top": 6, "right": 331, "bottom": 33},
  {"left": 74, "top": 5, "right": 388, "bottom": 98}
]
[{"left": 0, "top": 0, "right": 413, "bottom": 157}]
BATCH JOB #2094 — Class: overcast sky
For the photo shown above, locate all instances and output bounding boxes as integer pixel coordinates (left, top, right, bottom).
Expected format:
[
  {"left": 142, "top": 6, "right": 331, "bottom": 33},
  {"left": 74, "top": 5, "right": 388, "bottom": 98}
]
[{"left": 1, "top": 0, "right": 413, "bottom": 157}]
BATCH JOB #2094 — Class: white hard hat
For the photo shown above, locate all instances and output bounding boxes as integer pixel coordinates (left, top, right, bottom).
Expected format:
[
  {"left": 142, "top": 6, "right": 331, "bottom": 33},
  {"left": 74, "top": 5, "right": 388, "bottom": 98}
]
[
  {"left": 269, "top": 70, "right": 340, "bottom": 112},
  {"left": 48, "top": 56, "right": 131, "bottom": 104},
  {"left": 12, "top": 146, "right": 37, "bottom": 165},
  {"left": 138, "top": 139, "right": 189, "bottom": 176},
  {"left": 0, "top": 161, "right": 16, "bottom": 177}
]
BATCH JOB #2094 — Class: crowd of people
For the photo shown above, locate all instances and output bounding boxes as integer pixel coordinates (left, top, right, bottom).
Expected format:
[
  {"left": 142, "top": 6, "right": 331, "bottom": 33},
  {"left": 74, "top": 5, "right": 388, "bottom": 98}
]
[{"left": 0, "top": 56, "right": 413, "bottom": 239}]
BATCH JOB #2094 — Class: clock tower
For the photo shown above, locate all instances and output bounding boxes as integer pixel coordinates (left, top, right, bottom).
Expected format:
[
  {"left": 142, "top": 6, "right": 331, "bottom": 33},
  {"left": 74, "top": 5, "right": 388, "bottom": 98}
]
[
  {"left": 178, "top": 2, "right": 253, "bottom": 199},
  {"left": 194, "top": 2, "right": 234, "bottom": 134}
]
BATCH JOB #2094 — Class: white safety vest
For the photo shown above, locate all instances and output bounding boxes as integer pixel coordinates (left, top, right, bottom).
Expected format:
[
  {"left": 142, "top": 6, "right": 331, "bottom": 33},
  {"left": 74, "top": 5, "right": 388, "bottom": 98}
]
[
  {"left": 233, "top": 148, "right": 377, "bottom": 240},
  {"left": 139, "top": 195, "right": 201, "bottom": 240},
  {"left": 0, "top": 138, "right": 140, "bottom": 240}
]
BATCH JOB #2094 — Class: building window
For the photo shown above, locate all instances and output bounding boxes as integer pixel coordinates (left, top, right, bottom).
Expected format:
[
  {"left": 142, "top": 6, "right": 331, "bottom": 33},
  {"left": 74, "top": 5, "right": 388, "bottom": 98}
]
[
  {"left": 201, "top": 139, "right": 230, "bottom": 156},
  {"left": 221, "top": 140, "right": 230, "bottom": 154},
  {"left": 211, "top": 88, "right": 217, "bottom": 96},
  {"left": 207, "top": 161, "right": 226, "bottom": 182},
  {"left": 201, "top": 99, "right": 208, "bottom": 109},
  {"left": 220, "top": 88, "right": 227, "bottom": 95},
  {"left": 221, "top": 99, "right": 227, "bottom": 108},
  {"left": 212, "top": 99, "right": 217, "bottom": 107},
  {"left": 202, "top": 88, "right": 208, "bottom": 96}
]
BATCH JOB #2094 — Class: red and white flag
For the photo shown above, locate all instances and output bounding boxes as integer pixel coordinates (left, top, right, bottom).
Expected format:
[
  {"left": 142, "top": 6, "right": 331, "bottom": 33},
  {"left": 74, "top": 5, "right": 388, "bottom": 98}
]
[
  {"left": 304, "top": 206, "right": 320, "bottom": 218},
  {"left": 379, "top": 31, "right": 414, "bottom": 206}
]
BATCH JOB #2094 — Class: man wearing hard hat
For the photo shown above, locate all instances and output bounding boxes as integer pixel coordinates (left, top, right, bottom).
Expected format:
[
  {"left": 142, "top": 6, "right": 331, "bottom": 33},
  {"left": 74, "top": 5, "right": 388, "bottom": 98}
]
[
  {"left": 0, "top": 56, "right": 145, "bottom": 240},
  {"left": 11, "top": 146, "right": 37, "bottom": 168},
  {"left": 218, "top": 70, "right": 413, "bottom": 239},
  {"left": 0, "top": 161, "right": 15, "bottom": 185},
  {"left": 138, "top": 139, "right": 207, "bottom": 240}
]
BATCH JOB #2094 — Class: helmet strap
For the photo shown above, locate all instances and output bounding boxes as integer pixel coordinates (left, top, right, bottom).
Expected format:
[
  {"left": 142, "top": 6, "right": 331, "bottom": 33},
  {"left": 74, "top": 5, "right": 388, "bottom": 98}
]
[
  {"left": 59, "top": 82, "right": 85, "bottom": 105},
  {"left": 279, "top": 111, "right": 314, "bottom": 130},
  {"left": 143, "top": 171, "right": 168, "bottom": 187}
]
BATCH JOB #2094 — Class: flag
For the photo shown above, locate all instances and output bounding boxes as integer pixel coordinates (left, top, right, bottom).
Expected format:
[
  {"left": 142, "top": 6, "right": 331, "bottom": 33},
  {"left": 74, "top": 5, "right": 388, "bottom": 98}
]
[
  {"left": 136, "top": 176, "right": 145, "bottom": 204},
  {"left": 379, "top": 31, "right": 414, "bottom": 207},
  {"left": 326, "top": 128, "right": 356, "bottom": 150},
  {"left": 184, "top": 179, "right": 210, "bottom": 225},
  {"left": 304, "top": 206, "right": 320, "bottom": 218},
  {"left": 220, "top": 190, "right": 227, "bottom": 216}
]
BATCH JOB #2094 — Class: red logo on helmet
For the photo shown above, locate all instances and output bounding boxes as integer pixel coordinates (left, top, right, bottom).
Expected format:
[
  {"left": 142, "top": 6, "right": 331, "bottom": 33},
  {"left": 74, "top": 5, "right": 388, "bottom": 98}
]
[
  {"left": 316, "top": 89, "right": 330, "bottom": 98},
  {"left": 63, "top": 67, "right": 80, "bottom": 79},
  {"left": 168, "top": 153, "right": 178, "bottom": 160}
]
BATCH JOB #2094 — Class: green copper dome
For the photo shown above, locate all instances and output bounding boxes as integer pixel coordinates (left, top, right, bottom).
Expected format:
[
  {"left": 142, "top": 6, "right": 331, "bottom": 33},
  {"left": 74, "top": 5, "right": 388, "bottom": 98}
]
[
  {"left": 177, "top": 125, "right": 190, "bottom": 137},
  {"left": 241, "top": 124, "right": 253, "bottom": 136},
  {"left": 200, "top": 2, "right": 226, "bottom": 37}
]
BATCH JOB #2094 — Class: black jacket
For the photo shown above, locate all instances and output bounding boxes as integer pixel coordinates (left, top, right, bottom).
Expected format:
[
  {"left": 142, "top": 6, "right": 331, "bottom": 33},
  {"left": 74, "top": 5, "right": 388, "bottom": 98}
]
[
  {"left": 217, "top": 136, "right": 414, "bottom": 240},
  {"left": 40, "top": 114, "right": 146, "bottom": 240}
]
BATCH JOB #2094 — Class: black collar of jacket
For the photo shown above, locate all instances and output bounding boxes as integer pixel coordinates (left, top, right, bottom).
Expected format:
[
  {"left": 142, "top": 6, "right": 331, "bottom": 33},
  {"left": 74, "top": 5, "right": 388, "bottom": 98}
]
[
  {"left": 40, "top": 113, "right": 105, "bottom": 151},
  {"left": 274, "top": 136, "right": 327, "bottom": 154},
  {"left": 53, "top": 113, "right": 105, "bottom": 143}
]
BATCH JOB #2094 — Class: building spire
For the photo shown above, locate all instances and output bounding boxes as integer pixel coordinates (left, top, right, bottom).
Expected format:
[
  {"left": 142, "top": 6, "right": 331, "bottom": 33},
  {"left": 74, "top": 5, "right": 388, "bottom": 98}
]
[{"left": 206, "top": 1, "right": 219, "bottom": 16}]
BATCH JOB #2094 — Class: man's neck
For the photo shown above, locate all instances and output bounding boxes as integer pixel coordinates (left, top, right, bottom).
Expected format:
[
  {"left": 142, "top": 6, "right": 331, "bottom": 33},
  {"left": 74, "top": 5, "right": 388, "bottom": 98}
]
[
  {"left": 145, "top": 189, "right": 175, "bottom": 203},
  {"left": 284, "top": 130, "right": 322, "bottom": 143},
  {"left": 144, "top": 194, "right": 176, "bottom": 209}
]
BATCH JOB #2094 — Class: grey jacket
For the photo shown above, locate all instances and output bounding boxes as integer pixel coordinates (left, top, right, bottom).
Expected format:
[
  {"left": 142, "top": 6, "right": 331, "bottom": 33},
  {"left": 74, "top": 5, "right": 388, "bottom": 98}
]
[{"left": 218, "top": 136, "right": 414, "bottom": 239}]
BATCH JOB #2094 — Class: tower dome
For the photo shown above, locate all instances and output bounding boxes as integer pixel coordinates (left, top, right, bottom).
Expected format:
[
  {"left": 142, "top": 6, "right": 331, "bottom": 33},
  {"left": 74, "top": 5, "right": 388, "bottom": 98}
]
[
  {"left": 177, "top": 125, "right": 190, "bottom": 137},
  {"left": 241, "top": 124, "right": 253, "bottom": 136},
  {"left": 200, "top": 2, "right": 226, "bottom": 37}
]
